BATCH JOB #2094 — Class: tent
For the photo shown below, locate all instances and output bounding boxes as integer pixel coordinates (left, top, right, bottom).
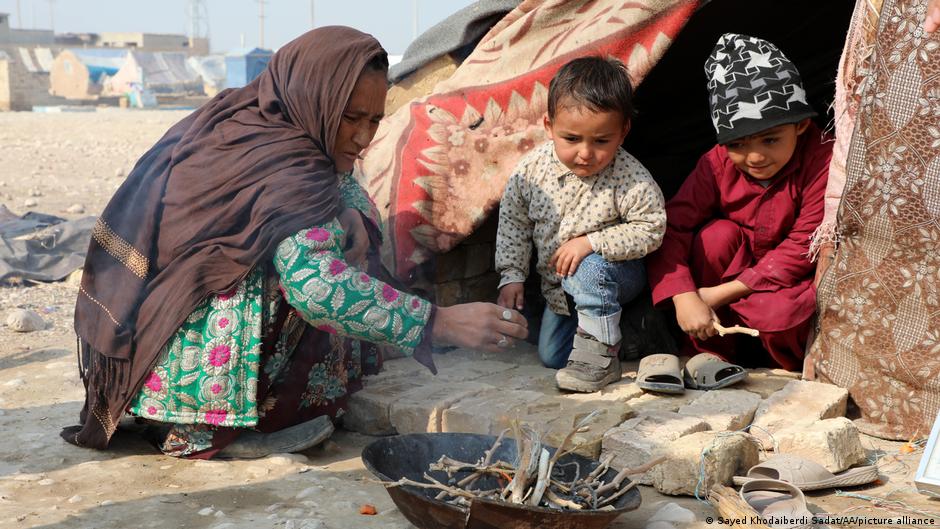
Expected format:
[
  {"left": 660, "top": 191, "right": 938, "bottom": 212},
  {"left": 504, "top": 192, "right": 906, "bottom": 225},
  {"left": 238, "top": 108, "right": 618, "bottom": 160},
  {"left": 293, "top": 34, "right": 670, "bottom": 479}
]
[
  {"left": 49, "top": 48, "right": 126, "bottom": 99},
  {"left": 104, "top": 51, "right": 203, "bottom": 96},
  {"left": 224, "top": 47, "right": 272, "bottom": 89},
  {"left": 187, "top": 55, "right": 226, "bottom": 96}
]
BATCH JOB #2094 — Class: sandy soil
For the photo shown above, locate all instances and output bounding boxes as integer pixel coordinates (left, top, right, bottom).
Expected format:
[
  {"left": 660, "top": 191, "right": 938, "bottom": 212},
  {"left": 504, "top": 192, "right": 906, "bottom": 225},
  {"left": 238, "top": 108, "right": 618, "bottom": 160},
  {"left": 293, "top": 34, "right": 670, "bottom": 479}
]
[{"left": 0, "top": 110, "right": 937, "bottom": 529}]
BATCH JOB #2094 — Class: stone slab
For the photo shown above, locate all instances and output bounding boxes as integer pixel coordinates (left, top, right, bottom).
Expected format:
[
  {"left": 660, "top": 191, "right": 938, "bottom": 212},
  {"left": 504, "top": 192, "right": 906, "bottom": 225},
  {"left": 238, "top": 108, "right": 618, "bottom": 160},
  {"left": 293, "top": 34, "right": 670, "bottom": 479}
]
[
  {"left": 751, "top": 380, "right": 849, "bottom": 449},
  {"left": 343, "top": 379, "right": 425, "bottom": 436},
  {"left": 775, "top": 417, "right": 868, "bottom": 472},
  {"left": 440, "top": 389, "right": 548, "bottom": 435},
  {"left": 601, "top": 411, "right": 709, "bottom": 485},
  {"left": 389, "top": 381, "right": 492, "bottom": 434},
  {"left": 626, "top": 388, "right": 707, "bottom": 414},
  {"left": 677, "top": 389, "right": 762, "bottom": 431},
  {"left": 647, "top": 431, "right": 760, "bottom": 496},
  {"left": 737, "top": 368, "right": 802, "bottom": 399}
]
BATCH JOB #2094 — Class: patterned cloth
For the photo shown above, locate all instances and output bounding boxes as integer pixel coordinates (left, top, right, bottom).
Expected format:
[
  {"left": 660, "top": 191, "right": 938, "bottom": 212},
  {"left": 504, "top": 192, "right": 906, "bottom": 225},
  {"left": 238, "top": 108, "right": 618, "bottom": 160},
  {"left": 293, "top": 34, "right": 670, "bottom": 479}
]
[
  {"left": 356, "top": 0, "right": 700, "bottom": 283},
  {"left": 813, "top": 0, "right": 940, "bottom": 440},
  {"left": 127, "top": 178, "right": 432, "bottom": 450},
  {"left": 704, "top": 33, "right": 817, "bottom": 144},
  {"left": 495, "top": 141, "right": 666, "bottom": 316}
]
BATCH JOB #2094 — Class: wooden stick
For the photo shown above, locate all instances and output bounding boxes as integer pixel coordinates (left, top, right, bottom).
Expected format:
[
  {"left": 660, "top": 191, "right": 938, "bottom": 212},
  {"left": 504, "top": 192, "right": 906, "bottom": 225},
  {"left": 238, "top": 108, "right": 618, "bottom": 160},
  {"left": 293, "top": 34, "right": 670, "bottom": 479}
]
[
  {"left": 544, "top": 488, "right": 583, "bottom": 510},
  {"left": 708, "top": 484, "right": 770, "bottom": 528},
  {"left": 713, "top": 321, "right": 759, "bottom": 337},
  {"left": 597, "top": 480, "right": 638, "bottom": 507},
  {"left": 595, "top": 456, "right": 665, "bottom": 496}
]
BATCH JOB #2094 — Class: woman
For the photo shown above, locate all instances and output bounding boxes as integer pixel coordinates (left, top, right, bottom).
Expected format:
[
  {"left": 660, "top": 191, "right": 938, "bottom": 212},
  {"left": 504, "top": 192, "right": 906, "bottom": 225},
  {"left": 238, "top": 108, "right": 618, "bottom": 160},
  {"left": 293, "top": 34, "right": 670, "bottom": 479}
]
[{"left": 61, "top": 26, "right": 528, "bottom": 459}]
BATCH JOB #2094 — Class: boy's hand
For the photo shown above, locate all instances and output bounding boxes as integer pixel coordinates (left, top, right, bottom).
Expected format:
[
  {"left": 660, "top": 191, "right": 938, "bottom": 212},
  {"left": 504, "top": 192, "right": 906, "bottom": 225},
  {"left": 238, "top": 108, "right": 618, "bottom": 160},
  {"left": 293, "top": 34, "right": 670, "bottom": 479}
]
[
  {"left": 498, "top": 282, "right": 525, "bottom": 310},
  {"left": 673, "top": 291, "right": 719, "bottom": 341},
  {"left": 549, "top": 236, "right": 593, "bottom": 277},
  {"left": 698, "top": 280, "right": 752, "bottom": 309},
  {"left": 927, "top": 0, "right": 940, "bottom": 32}
]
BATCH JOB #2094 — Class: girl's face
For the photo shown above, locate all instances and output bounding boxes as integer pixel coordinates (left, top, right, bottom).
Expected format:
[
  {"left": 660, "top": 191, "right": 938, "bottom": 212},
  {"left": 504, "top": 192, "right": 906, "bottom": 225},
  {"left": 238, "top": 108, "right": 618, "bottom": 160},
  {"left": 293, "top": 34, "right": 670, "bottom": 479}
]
[{"left": 332, "top": 69, "right": 387, "bottom": 173}]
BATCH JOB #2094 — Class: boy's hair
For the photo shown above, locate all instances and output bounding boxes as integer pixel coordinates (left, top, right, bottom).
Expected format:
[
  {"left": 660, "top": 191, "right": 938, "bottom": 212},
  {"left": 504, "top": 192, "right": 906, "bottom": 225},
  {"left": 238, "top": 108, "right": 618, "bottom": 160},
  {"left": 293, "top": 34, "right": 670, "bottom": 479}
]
[{"left": 547, "top": 56, "right": 636, "bottom": 122}]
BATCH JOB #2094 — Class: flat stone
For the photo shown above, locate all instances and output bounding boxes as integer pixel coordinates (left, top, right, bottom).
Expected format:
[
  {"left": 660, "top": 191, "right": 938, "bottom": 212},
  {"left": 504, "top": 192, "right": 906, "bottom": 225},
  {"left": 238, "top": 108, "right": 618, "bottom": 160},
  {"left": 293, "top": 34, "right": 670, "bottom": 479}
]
[
  {"left": 389, "top": 380, "right": 492, "bottom": 434},
  {"left": 440, "top": 389, "right": 547, "bottom": 435},
  {"left": 344, "top": 378, "right": 425, "bottom": 435},
  {"left": 558, "top": 378, "right": 646, "bottom": 405},
  {"left": 750, "top": 380, "right": 848, "bottom": 449},
  {"left": 677, "top": 389, "right": 762, "bottom": 431},
  {"left": 601, "top": 412, "right": 709, "bottom": 485},
  {"left": 737, "top": 368, "right": 802, "bottom": 398},
  {"left": 775, "top": 417, "right": 868, "bottom": 473},
  {"left": 647, "top": 431, "right": 760, "bottom": 496},
  {"left": 6, "top": 309, "right": 46, "bottom": 332},
  {"left": 473, "top": 364, "right": 557, "bottom": 393},
  {"left": 542, "top": 400, "right": 635, "bottom": 459},
  {"left": 626, "top": 388, "right": 707, "bottom": 414},
  {"left": 65, "top": 203, "right": 85, "bottom": 214},
  {"left": 23, "top": 198, "right": 37, "bottom": 208}
]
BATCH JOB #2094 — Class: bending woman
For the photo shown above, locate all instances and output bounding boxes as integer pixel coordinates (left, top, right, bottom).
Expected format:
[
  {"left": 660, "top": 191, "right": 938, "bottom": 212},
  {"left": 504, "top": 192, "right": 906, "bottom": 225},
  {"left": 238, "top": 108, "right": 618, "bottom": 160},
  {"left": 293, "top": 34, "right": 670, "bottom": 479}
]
[{"left": 61, "top": 26, "right": 527, "bottom": 459}]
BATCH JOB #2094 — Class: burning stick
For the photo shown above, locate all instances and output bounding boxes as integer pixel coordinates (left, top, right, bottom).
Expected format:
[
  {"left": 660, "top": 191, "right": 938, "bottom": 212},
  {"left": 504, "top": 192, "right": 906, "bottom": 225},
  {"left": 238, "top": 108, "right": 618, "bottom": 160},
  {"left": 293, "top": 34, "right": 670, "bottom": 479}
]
[{"left": 713, "top": 321, "right": 759, "bottom": 337}]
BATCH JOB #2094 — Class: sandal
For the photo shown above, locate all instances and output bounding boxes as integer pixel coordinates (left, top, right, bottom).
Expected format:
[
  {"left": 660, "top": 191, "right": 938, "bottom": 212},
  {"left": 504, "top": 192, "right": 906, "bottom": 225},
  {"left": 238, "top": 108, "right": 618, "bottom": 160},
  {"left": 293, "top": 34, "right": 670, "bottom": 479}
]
[
  {"left": 683, "top": 352, "right": 747, "bottom": 390},
  {"left": 740, "top": 479, "right": 817, "bottom": 528},
  {"left": 637, "top": 353, "right": 685, "bottom": 394},
  {"left": 733, "top": 454, "right": 879, "bottom": 491}
]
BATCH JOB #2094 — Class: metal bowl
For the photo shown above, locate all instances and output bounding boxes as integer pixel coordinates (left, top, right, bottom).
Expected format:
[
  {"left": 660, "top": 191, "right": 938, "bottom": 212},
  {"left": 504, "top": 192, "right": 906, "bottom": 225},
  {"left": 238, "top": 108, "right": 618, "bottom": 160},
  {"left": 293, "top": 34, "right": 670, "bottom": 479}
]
[{"left": 362, "top": 432, "right": 641, "bottom": 529}]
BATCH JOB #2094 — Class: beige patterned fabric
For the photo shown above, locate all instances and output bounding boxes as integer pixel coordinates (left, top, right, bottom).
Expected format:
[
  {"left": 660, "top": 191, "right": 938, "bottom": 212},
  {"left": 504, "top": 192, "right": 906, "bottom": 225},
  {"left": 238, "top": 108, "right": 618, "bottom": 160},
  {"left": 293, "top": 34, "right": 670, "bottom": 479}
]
[
  {"left": 813, "top": 0, "right": 940, "bottom": 440},
  {"left": 495, "top": 141, "right": 666, "bottom": 315}
]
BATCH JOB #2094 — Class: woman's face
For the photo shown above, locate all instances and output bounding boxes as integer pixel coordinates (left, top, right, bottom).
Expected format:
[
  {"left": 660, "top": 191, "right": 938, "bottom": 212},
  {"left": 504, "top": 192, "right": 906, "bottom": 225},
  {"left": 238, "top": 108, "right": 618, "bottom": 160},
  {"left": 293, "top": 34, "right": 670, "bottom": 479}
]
[{"left": 333, "top": 68, "right": 387, "bottom": 173}]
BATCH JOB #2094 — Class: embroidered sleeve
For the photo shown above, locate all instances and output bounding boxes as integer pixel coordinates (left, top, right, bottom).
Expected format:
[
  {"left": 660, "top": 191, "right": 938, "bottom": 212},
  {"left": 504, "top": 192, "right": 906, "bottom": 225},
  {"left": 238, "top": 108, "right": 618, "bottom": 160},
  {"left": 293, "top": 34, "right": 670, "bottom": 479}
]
[
  {"left": 340, "top": 172, "right": 383, "bottom": 232},
  {"left": 273, "top": 221, "right": 432, "bottom": 355},
  {"left": 587, "top": 167, "right": 666, "bottom": 262},
  {"left": 495, "top": 169, "right": 534, "bottom": 288}
]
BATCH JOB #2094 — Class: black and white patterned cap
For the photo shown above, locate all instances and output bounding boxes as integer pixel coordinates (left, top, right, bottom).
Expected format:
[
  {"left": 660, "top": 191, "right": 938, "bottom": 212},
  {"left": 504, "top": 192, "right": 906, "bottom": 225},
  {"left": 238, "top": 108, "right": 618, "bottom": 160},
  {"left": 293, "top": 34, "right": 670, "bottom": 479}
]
[{"left": 704, "top": 33, "right": 816, "bottom": 144}]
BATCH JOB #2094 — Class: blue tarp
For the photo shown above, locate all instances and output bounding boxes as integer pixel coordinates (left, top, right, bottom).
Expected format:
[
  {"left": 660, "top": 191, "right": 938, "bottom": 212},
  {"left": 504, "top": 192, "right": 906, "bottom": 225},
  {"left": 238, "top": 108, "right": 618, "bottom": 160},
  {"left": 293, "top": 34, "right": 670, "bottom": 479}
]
[
  {"left": 224, "top": 47, "right": 272, "bottom": 89},
  {"left": 68, "top": 48, "right": 126, "bottom": 82}
]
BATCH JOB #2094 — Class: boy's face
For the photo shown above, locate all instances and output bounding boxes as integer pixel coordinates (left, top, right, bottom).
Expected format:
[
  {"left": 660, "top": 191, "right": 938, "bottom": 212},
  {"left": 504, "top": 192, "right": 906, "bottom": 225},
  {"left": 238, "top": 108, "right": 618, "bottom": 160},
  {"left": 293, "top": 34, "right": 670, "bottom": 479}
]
[
  {"left": 544, "top": 99, "right": 630, "bottom": 178},
  {"left": 724, "top": 119, "right": 810, "bottom": 180}
]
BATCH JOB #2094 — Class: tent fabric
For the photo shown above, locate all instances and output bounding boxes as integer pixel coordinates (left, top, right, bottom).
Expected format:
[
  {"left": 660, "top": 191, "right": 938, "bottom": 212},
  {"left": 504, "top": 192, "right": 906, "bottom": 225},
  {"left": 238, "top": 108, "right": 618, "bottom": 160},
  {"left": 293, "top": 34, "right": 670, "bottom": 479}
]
[
  {"left": 17, "top": 47, "right": 38, "bottom": 72},
  {"left": 68, "top": 48, "right": 126, "bottom": 82},
  {"left": 33, "top": 47, "right": 55, "bottom": 72},
  {"left": 813, "top": 0, "right": 940, "bottom": 441},
  {"left": 356, "top": 0, "right": 701, "bottom": 283},
  {"left": 187, "top": 55, "right": 226, "bottom": 91},
  {"left": 225, "top": 47, "right": 272, "bottom": 88},
  {"left": 106, "top": 51, "right": 202, "bottom": 95},
  {"left": 0, "top": 205, "right": 93, "bottom": 283},
  {"left": 388, "top": 0, "right": 521, "bottom": 83}
]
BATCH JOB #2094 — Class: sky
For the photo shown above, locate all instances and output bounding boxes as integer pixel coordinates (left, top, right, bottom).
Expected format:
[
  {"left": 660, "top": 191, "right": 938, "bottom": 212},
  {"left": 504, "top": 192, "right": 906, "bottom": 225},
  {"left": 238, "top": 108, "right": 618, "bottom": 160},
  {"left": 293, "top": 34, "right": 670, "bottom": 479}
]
[{"left": 0, "top": 0, "right": 477, "bottom": 54}]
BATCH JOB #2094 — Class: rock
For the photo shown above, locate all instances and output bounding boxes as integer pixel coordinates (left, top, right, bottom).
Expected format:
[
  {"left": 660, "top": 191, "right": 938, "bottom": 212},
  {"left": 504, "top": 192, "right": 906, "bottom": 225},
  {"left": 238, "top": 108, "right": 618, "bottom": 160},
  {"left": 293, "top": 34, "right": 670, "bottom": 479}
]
[
  {"left": 24, "top": 198, "right": 38, "bottom": 208},
  {"left": 213, "top": 510, "right": 226, "bottom": 518},
  {"left": 67, "top": 495, "right": 82, "bottom": 504},
  {"left": 648, "top": 502, "right": 697, "bottom": 524},
  {"left": 100, "top": 500, "right": 115, "bottom": 506},
  {"left": 115, "top": 167, "right": 126, "bottom": 178},
  {"left": 389, "top": 381, "right": 491, "bottom": 433},
  {"left": 37, "top": 479, "right": 54, "bottom": 486},
  {"left": 559, "top": 379, "right": 645, "bottom": 405},
  {"left": 677, "top": 389, "right": 762, "bottom": 431},
  {"left": 65, "top": 204, "right": 85, "bottom": 214},
  {"left": 6, "top": 309, "right": 46, "bottom": 332},
  {"left": 266, "top": 453, "right": 307, "bottom": 465},
  {"left": 28, "top": 188, "right": 42, "bottom": 197},
  {"left": 543, "top": 400, "right": 634, "bottom": 459},
  {"left": 198, "top": 507, "right": 215, "bottom": 516},
  {"left": 440, "top": 389, "right": 547, "bottom": 435},
  {"left": 601, "top": 412, "right": 709, "bottom": 485},
  {"left": 775, "top": 417, "right": 868, "bottom": 473},
  {"left": 4, "top": 378, "right": 25, "bottom": 388},
  {"left": 750, "top": 380, "right": 849, "bottom": 449},
  {"left": 282, "top": 508, "right": 304, "bottom": 518},
  {"left": 737, "top": 368, "right": 802, "bottom": 399},
  {"left": 647, "top": 431, "right": 760, "bottom": 496},
  {"left": 344, "top": 378, "right": 424, "bottom": 435}
]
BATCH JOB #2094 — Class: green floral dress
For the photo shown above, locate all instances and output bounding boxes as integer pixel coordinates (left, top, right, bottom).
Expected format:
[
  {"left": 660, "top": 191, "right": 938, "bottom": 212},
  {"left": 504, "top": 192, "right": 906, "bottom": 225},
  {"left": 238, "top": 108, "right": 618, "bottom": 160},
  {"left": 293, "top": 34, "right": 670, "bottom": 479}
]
[{"left": 127, "top": 175, "right": 432, "bottom": 454}]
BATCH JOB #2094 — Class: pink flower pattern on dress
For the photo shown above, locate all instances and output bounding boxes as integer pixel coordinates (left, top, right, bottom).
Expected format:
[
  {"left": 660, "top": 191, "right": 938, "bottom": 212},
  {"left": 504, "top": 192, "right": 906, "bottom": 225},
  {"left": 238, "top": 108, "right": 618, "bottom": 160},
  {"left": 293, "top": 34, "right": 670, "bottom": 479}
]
[
  {"left": 306, "top": 228, "right": 330, "bottom": 242},
  {"left": 210, "top": 383, "right": 223, "bottom": 395},
  {"left": 204, "top": 409, "right": 227, "bottom": 425},
  {"left": 145, "top": 372, "right": 162, "bottom": 392},
  {"left": 382, "top": 284, "right": 399, "bottom": 302},
  {"left": 218, "top": 317, "right": 230, "bottom": 329},
  {"left": 329, "top": 259, "right": 347, "bottom": 276},
  {"left": 208, "top": 345, "right": 232, "bottom": 367},
  {"left": 147, "top": 406, "right": 158, "bottom": 416}
]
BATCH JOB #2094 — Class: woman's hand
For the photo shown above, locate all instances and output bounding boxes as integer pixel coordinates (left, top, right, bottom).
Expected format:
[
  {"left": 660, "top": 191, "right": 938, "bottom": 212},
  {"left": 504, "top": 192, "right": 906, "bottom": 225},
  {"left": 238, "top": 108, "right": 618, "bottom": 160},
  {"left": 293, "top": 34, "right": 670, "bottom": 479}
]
[
  {"left": 338, "top": 208, "right": 369, "bottom": 267},
  {"left": 673, "top": 291, "right": 718, "bottom": 341},
  {"left": 497, "top": 283, "right": 525, "bottom": 311},
  {"left": 927, "top": 0, "right": 940, "bottom": 32},
  {"left": 549, "top": 236, "right": 593, "bottom": 277},
  {"left": 814, "top": 243, "right": 834, "bottom": 288},
  {"left": 431, "top": 303, "right": 528, "bottom": 353}
]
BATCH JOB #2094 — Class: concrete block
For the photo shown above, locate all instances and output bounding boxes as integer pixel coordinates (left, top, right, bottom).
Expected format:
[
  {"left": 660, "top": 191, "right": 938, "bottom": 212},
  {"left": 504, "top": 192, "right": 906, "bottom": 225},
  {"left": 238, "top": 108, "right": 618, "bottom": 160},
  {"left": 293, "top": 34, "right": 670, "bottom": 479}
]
[
  {"left": 677, "top": 389, "right": 762, "bottom": 431},
  {"left": 775, "top": 417, "right": 868, "bottom": 473},
  {"left": 440, "top": 389, "right": 548, "bottom": 434},
  {"left": 558, "top": 377, "right": 646, "bottom": 406},
  {"left": 626, "top": 388, "right": 707, "bottom": 414},
  {"left": 601, "top": 412, "right": 709, "bottom": 485},
  {"left": 343, "top": 378, "right": 425, "bottom": 435},
  {"left": 389, "top": 381, "right": 492, "bottom": 434},
  {"left": 737, "top": 368, "right": 802, "bottom": 399},
  {"left": 750, "top": 380, "right": 848, "bottom": 449},
  {"left": 647, "top": 431, "right": 760, "bottom": 496},
  {"left": 542, "top": 400, "right": 635, "bottom": 459}
]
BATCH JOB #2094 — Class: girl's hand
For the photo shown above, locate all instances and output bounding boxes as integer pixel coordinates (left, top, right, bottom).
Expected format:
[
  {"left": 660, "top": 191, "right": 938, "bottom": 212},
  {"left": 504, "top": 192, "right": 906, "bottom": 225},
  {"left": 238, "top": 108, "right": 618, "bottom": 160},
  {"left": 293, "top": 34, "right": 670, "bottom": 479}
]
[
  {"left": 338, "top": 208, "right": 369, "bottom": 267},
  {"left": 673, "top": 291, "right": 719, "bottom": 341},
  {"left": 549, "top": 236, "right": 593, "bottom": 277}
]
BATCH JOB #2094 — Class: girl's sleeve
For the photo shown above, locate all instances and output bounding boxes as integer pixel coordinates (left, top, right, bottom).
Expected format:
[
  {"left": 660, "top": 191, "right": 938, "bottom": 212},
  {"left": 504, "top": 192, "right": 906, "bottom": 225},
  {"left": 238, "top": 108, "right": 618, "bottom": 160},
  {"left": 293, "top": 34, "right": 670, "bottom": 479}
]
[{"left": 273, "top": 220, "right": 432, "bottom": 356}]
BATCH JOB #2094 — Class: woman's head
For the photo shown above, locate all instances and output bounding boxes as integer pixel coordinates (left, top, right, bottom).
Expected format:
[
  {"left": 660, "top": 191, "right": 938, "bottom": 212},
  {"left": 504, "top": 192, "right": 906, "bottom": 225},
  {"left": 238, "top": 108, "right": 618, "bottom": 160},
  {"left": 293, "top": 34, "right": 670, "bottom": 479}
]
[
  {"left": 259, "top": 26, "right": 387, "bottom": 171},
  {"left": 333, "top": 53, "right": 388, "bottom": 173}
]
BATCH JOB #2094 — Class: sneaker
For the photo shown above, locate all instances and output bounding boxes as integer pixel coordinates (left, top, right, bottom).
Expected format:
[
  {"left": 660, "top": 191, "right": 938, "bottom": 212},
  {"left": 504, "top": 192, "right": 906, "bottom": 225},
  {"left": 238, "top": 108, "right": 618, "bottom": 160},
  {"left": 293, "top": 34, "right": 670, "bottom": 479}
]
[{"left": 555, "top": 332, "right": 621, "bottom": 392}]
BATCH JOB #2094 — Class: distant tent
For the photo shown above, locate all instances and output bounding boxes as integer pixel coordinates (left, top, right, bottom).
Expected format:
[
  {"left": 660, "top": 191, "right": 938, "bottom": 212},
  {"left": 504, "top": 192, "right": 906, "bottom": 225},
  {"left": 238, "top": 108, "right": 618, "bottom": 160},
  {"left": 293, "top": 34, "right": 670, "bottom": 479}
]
[
  {"left": 187, "top": 55, "right": 226, "bottom": 96},
  {"left": 224, "top": 47, "right": 272, "bottom": 89},
  {"left": 105, "top": 51, "right": 203, "bottom": 96},
  {"left": 50, "top": 49, "right": 126, "bottom": 99}
]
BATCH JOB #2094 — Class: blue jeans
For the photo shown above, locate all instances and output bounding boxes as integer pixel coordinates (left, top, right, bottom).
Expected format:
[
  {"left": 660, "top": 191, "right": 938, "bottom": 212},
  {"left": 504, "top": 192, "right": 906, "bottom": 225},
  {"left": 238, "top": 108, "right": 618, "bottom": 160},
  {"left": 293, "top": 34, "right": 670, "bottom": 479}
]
[{"left": 538, "top": 254, "right": 646, "bottom": 368}]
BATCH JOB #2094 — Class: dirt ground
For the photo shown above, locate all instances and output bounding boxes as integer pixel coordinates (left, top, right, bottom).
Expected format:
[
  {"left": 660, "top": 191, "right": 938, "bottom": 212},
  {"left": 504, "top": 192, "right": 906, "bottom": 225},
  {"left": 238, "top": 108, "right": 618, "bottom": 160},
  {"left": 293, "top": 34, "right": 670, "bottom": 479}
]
[{"left": 1, "top": 110, "right": 939, "bottom": 529}]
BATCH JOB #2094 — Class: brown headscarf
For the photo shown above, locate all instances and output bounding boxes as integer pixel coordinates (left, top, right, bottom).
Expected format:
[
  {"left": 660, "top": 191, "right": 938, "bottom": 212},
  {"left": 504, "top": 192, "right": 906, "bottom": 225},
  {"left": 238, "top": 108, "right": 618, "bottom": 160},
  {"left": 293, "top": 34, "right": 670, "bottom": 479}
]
[{"left": 63, "top": 26, "right": 387, "bottom": 449}]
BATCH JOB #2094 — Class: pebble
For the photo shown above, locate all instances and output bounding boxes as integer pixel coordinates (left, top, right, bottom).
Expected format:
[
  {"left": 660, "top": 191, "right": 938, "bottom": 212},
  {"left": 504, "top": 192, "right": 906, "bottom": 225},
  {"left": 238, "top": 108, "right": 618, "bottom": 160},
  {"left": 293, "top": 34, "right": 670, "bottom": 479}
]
[
  {"left": 213, "top": 510, "right": 225, "bottom": 518},
  {"left": 37, "top": 479, "right": 55, "bottom": 486},
  {"left": 115, "top": 167, "right": 126, "bottom": 178},
  {"left": 4, "top": 379, "right": 25, "bottom": 388},
  {"left": 159, "top": 465, "right": 172, "bottom": 470},
  {"left": 67, "top": 495, "right": 82, "bottom": 504},
  {"left": 6, "top": 309, "right": 46, "bottom": 332},
  {"left": 23, "top": 199, "right": 38, "bottom": 208},
  {"left": 65, "top": 204, "right": 85, "bottom": 214},
  {"left": 100, "top": 500, "right": 114, "bottom": 506},
  {"left": 198, "top": 507, "right": 214, "bottom": 516},
  {"left": 28, "top": 189, "right": 42, "bottom": 197},
  {"left": 265, "top": 503, "right": 283, "bottom": 513}
]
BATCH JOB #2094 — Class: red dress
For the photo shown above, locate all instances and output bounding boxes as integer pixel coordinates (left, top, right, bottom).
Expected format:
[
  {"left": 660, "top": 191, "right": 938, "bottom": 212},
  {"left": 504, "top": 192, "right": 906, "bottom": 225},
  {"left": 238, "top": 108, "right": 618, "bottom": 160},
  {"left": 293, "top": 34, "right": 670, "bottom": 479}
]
[{"left": 647, "top": 125, "right": 831, "bottom": 370}]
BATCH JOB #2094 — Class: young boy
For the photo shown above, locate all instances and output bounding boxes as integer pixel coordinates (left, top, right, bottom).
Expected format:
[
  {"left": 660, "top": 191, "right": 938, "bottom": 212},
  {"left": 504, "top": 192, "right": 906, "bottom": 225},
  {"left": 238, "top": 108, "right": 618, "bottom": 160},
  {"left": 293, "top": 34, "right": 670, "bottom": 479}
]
[
  {"left": 496, "top": 56, "right": 666, "bottom": 392},
  {"left": 646, "top": 34, "right": 831, "bottom": 371}
]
